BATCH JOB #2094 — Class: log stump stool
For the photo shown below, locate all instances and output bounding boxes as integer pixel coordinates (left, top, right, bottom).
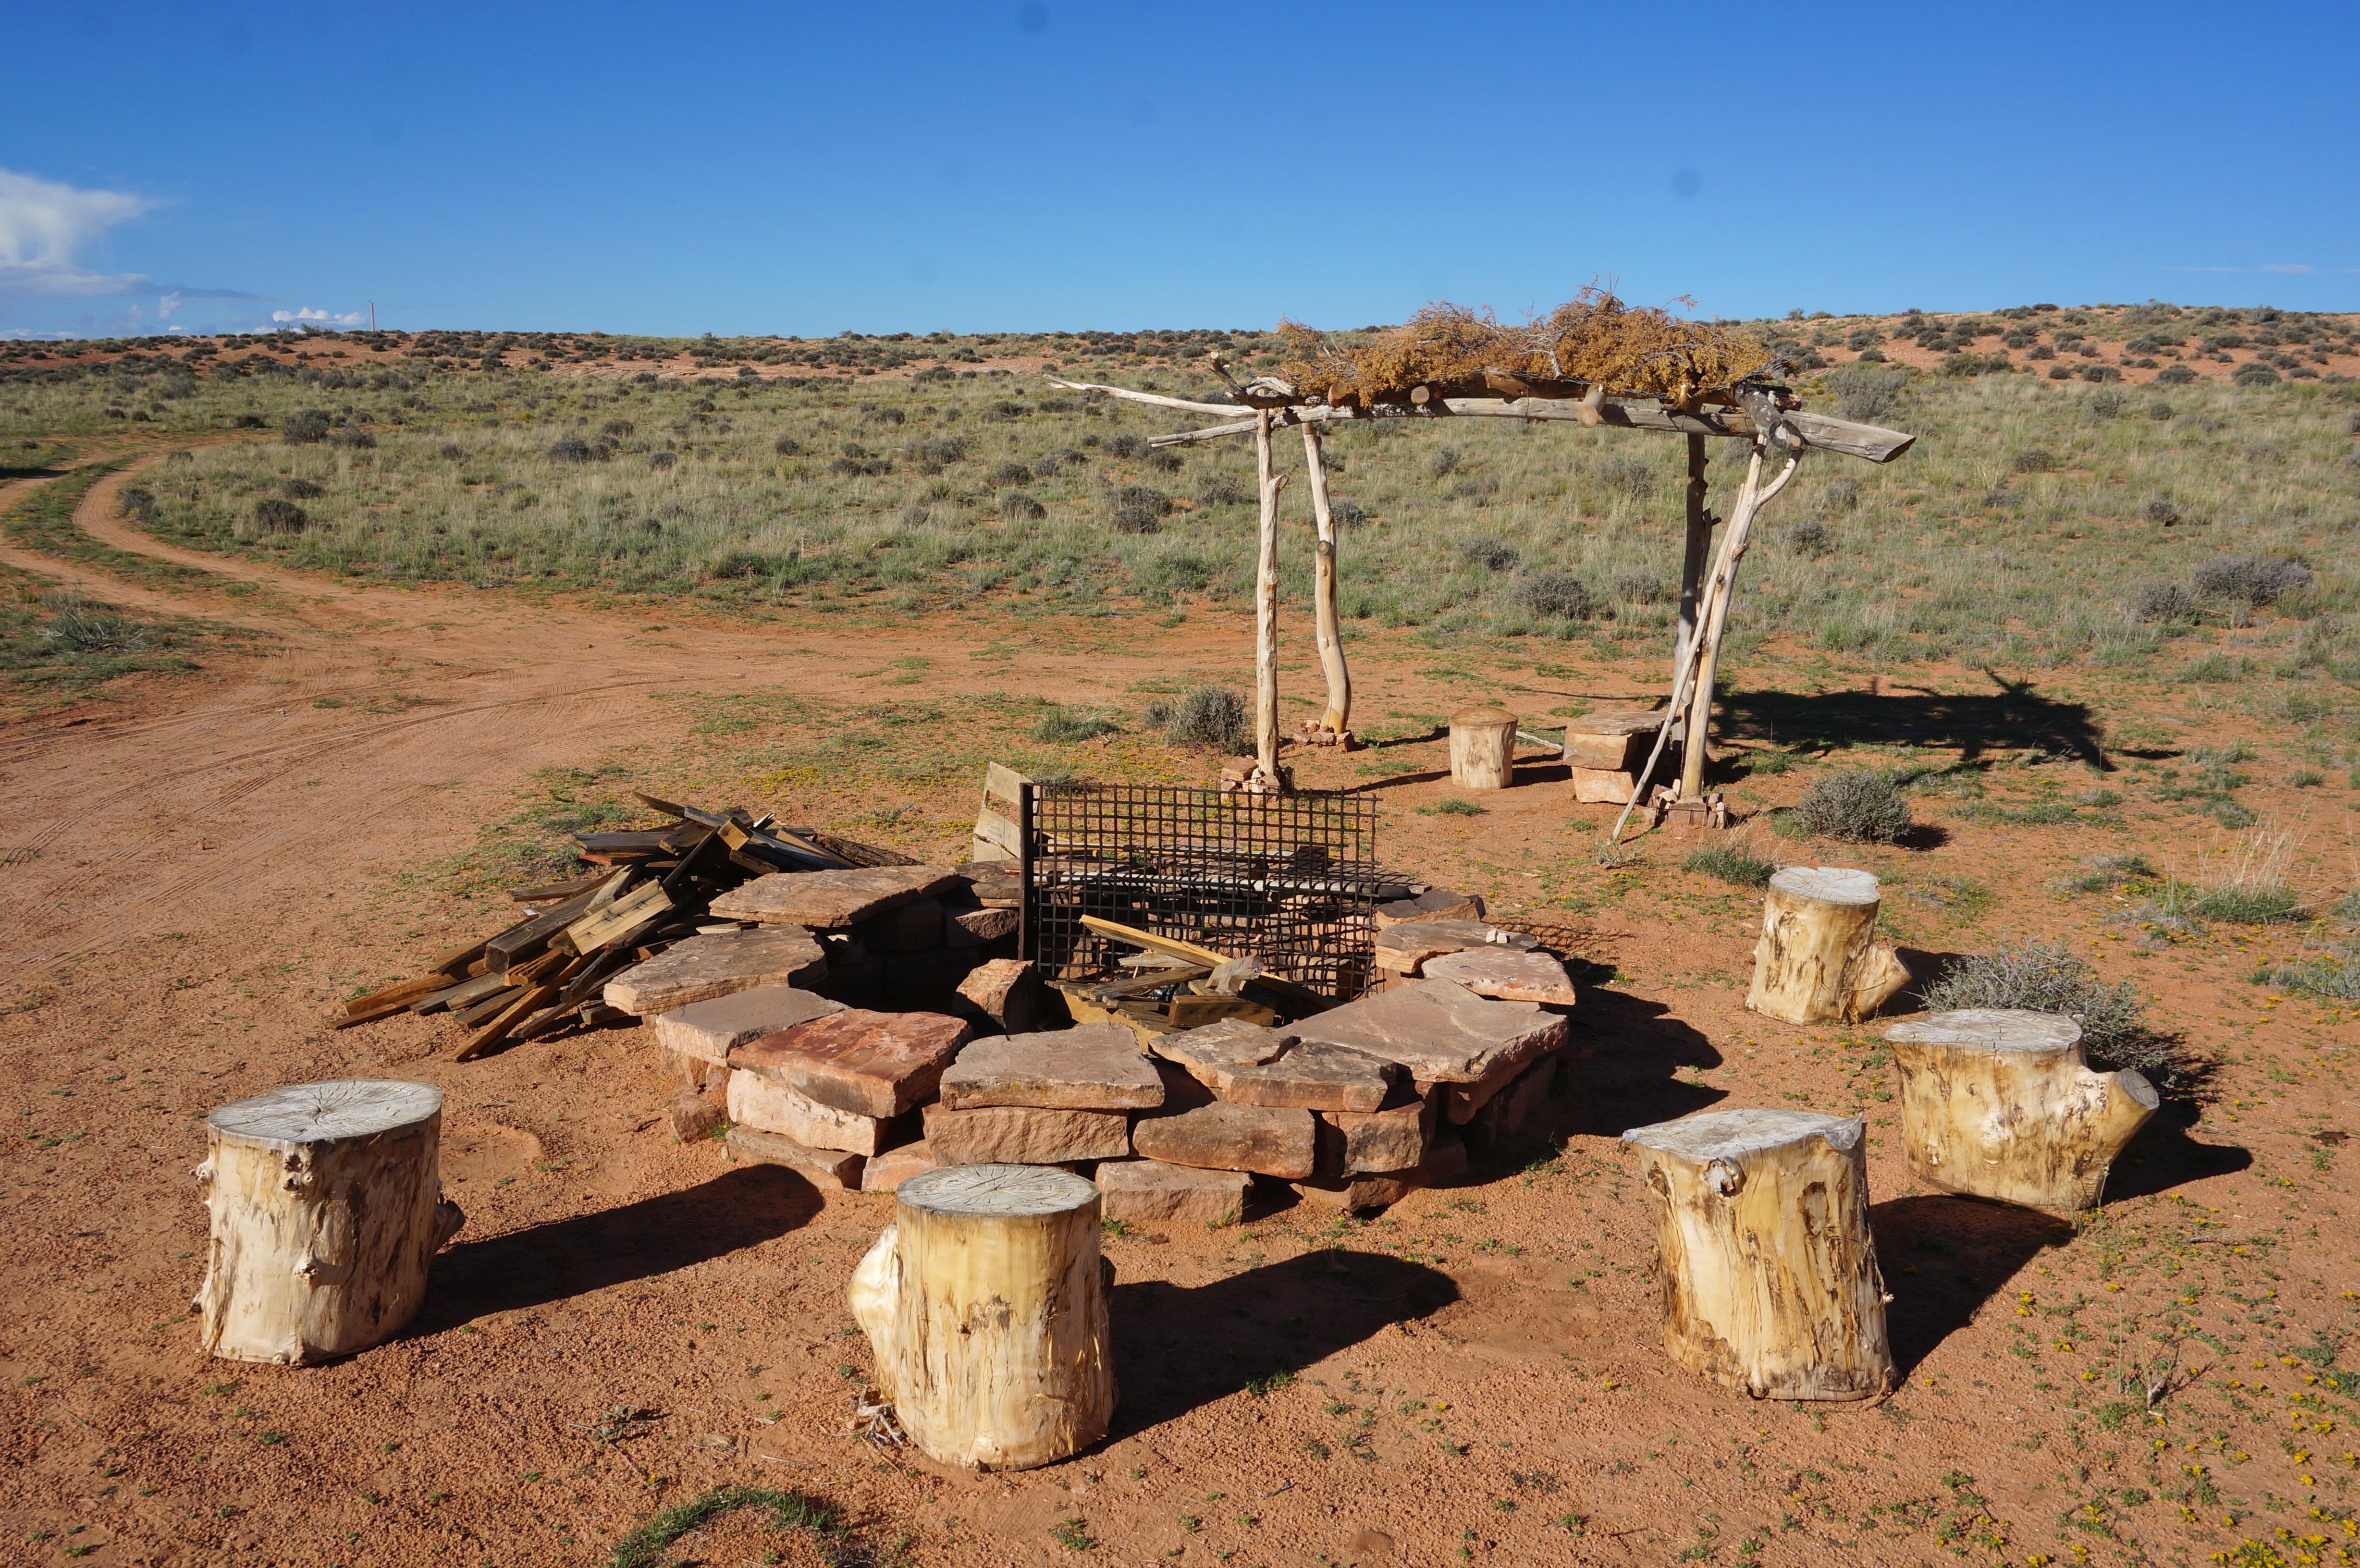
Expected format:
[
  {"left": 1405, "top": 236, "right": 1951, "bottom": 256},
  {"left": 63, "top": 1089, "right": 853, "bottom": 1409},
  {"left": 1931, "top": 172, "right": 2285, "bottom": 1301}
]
[
  {"left": 1745, "top": 866, "right": 1911, "bottom": 1024},
  {"left": 1622, "top": 1108, "right": 1894, "bottom": 1399},
  {"left": 195, "top": 1079, "right": 465, "bottom": 1364},
  {"left": 1448, "top": 706, "right": 1519, "bottom": 791},
  {"left": 848, "top": 1164, "right": 1114, "bottom": 1470},
  {"left": 1886, "top": 1008, "right": 2158, "bottom": 1215}
]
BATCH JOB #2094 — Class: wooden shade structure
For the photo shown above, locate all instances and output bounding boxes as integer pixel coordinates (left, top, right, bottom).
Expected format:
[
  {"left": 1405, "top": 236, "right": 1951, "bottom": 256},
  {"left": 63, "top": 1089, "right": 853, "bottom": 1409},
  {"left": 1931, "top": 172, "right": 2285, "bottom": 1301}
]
[{"left": 1051, "top": 325, "right": 1914, "bottom": 841}]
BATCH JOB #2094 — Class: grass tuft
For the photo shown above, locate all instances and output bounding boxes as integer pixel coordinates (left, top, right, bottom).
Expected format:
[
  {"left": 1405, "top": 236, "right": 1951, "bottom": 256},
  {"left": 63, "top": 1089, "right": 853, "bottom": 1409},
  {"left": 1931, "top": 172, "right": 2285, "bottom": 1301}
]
[
  {"left": 604, "top": 1484, "right": 848, "bottom": 1568},
  {"left": 1683, "top": 840, "right": 1775, "bottom": 888}
]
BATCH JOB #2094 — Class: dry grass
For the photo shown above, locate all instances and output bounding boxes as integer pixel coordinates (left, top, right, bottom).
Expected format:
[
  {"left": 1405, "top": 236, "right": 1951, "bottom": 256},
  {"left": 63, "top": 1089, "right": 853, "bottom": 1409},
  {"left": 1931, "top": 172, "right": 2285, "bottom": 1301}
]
[{"left": 1277, "top": 290, "right": 1771, "bottom": 406}]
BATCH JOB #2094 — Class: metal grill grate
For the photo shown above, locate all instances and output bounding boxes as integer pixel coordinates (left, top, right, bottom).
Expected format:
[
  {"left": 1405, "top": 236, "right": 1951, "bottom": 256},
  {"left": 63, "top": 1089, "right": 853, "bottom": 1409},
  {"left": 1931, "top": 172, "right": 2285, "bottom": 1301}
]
[{"left": 1021, "top": 784, "right": 1384, "bottom": 1001}]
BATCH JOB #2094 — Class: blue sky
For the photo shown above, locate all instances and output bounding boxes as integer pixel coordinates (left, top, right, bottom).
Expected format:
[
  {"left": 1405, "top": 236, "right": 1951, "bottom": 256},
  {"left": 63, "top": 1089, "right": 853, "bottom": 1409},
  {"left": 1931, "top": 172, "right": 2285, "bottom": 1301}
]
[{"left": 4, "top": 2, "right": 2355, "bottom": 338}]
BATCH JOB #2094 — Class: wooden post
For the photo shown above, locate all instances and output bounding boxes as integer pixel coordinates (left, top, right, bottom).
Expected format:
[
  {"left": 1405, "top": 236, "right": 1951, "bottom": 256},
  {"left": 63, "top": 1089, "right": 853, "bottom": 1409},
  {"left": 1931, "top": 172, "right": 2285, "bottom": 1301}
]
[
  {"left": 1448, "top": 706, "right": 1518, "bottom": 790},
  {"left": 1680, "top": 442, "right": 1772, "bottom": 798},
  {"left": 1886, "top": 1009, "right": 2158, "bottom": 1215},
  {"left": 1672, "top": 433, "right": 1712, "bottom": 692},
  {"left": 1745, "top": 866, "right": 1910, "bottom": 1024},
  {"left": 1299, "top": 420, "right": 1352, "bottom": 740},
  {"left": 1622, "top": 1108, "right": 1894, "bottom": 1400},
  {"left": 1252, "top": 409, "right": 1285, "bottom": 784},
  {"left": 1604, "top": 445, "right": 1800, "bottom": 851},
  {"left": 195, "top": 1080, "right": 465, "bottom": 1364},
  {"left": 849, "top": 1164, "right": 1114, "bottom": 1470}
]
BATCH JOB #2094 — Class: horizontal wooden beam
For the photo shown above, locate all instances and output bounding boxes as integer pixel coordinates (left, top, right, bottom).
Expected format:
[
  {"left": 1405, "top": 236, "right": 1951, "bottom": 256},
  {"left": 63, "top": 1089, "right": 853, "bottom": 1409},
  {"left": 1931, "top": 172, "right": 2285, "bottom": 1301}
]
[{"left": 1143, "top": 396, "right": 1914, "bottom": 464}]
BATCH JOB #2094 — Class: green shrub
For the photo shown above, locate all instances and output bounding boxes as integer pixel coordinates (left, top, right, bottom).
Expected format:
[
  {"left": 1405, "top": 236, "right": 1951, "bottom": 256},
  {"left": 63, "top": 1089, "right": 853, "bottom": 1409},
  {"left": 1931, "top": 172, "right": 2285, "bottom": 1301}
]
[
  {"left": 1791, "top": 768, "right": 1912, "bottom": 843},
  {"left": 1513, "top": 570, "right": 1591, "bottom": 619},
  {"left": 2253, "top": 955, "right": 2360, "bottom": 1002}
]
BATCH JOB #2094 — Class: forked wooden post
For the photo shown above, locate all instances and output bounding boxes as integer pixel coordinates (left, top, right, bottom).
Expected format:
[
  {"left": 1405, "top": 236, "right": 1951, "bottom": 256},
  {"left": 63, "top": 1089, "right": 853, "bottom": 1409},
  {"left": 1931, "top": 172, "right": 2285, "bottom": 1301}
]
[
  {"left": 848, "top": 1164, "right": 1114, "bottom": 1470},
  {"left": 1251, "top": 408, "right": 1286, "bottom": 781},
  {"left": 195, "top": 1079, "right": 465, "bottom": 1364},
  {"left": 1299, "top": 420, "right": 1352, "bottom": 740},
  {"left": 1886, "top": 1009, "right": 2158, "bottom": 1215},
  {"left": 1623, "top": 1108, "right": 1894, "bottom": 1400}
]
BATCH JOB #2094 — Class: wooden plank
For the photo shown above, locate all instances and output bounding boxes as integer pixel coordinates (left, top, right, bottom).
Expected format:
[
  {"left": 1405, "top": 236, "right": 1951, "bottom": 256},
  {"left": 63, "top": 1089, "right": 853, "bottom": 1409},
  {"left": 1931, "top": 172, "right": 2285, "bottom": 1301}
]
[
  {"left": 971, "top": 804, "right": 1024, "bottom": 859},
  {"left": 984, "top": 762, "right": 1030, "bottom": 808},
  {"left": 1168, "top": 995, "right": 1278, "bottom": 1029},
  {"left": 485, "top": 885, "right": 615, "bottom": 970},
  {"left": 573, "top": 830, "right": 673, "bottom": 855},
  {"left": 340, "top": 971, "right": 461, "bottom": 1018},
  {"left": 504, "top": 872, "right": 613, "bottom": 904},
  {"left": 410, "top": 970, "right": 512, "bottom": 1016},
  {"left": 559, "top": 880, "right": 670, "bottom": 954},
  {"left": 427, "top": 937, "right": 493, "bottom": 974},
  {"left": 1089, "top": 964, "right": 1211, "bottom": 1001},
  {"left": 1075, "top": 915, "right": 1336, "bottom": 1013},
  {"left": 631, "top": 789, "right": 688, "bottom": 819},
  {"left": 455, "top": 985, "right": 524, "bottom": 1028},
  {"left": 455, "top": 984, "right": 556, "bottom": 1061}
]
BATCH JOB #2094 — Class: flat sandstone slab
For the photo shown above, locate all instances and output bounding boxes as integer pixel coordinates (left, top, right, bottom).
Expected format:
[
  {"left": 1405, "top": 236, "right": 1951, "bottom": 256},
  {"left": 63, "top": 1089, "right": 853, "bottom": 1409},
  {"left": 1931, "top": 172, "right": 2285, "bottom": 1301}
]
[
  {"left": 725, "top": 1125, "right": 865, "bottom": 1190},
  {"left": 1221, "top": 1041, "right": 1401, "bottom": 1113},
  {"left": 1422, "top": 948, "right": 1580, "bottom": 1005},
  {"left": 734, "top": 1008, "right": 971, "bottom": 1118},
  {"left": 1097, "top": 1159, "right": 1249, "bottom": 1225},
  {"left": 1319, "top": 1089, "right": 1435, "bottom": 1175},
  {"left": 1131, "top": 1103, "right": 1316, "bottom": 1179},
  {"left": 726, "top": 1070, "right": 890, "bottom": 1154},
  {"left": 1290, "top": 979, "right": 1569, "bottom": 1084},
  {"left": 650, "top": 986, "right": 845, "bottom": 1067},
  {"left": 1374, "top": 919, "right": 1539, "bottom": 975},
  {"left": 709, "top": 866, "right": 961, "bottom": 929},
  {"left": 604, "top": 929, "right": 827, "bottom": 1016},
  {"left": 938, "top": 1024, "right": 1165, "bottom": 1111},
  {"left": 1151, "top": 1018, "right": 1291, "bottom": 1090},
  {"left": 860, "top": 1140, "right": 941, "bottom": 1193},
  {"left": 921, "top": 1103, "right": 1133, "bottom": 1164}
]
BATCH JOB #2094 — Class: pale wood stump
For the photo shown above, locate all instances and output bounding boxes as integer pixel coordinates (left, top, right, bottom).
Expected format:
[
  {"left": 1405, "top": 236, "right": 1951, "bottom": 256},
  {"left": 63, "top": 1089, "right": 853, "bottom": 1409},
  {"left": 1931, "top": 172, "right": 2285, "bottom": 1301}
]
[
  {"left": 848, "top": 1164, "right": 1114, "bottom": 1470},
  {"left": 1449, "top": 706, "right": 1518, "bottom": 790},
  {"left": 1745, "top": 866, "right": 1910, "bottom": 1024},
  {"left": 195, "top": 1079, "right": 464, "bottom": 1364},
  {"left": 1886, "top": 1008, "right": 2158, "bottom": 1215},
  {"left": 1622, "top": 1108, "right": 1894, "bottom": 1400}
]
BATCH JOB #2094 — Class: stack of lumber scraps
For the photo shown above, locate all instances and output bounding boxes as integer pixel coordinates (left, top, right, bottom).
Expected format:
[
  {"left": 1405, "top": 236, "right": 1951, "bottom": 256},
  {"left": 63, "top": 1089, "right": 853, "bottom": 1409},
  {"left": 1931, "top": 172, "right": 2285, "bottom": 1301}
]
[{"left": 329, "top": 790, "right": 906, "bottom": 1061}]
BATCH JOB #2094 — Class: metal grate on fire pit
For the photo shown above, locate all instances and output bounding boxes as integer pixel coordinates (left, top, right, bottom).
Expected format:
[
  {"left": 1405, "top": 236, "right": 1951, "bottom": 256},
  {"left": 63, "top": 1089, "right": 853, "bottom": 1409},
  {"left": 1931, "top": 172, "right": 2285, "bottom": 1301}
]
[{"left": 1020, "top": 783, "right": 1391, "bottom": 1002}]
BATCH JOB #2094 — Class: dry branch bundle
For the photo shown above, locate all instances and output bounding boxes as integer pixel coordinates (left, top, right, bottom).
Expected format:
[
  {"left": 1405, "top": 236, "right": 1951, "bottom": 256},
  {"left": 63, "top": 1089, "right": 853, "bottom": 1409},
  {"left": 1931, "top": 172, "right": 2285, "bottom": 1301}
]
[{"left": 1279, "top": 289, "right": 1770, "bottom": 409}]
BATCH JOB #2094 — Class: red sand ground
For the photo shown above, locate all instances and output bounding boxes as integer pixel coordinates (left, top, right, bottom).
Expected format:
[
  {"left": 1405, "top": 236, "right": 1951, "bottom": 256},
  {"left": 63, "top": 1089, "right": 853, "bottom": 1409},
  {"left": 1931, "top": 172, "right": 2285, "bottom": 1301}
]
[{"left": 1, "top": 449, "right": 2355, "bottom": 1568}]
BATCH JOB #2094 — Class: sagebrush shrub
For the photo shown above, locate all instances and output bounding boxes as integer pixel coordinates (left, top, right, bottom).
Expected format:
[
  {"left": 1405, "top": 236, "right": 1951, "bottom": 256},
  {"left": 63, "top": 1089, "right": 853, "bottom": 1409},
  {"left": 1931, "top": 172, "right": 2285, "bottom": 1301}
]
[
  {"left": 1424, "top": 446, "right": 1461, "bottom": 479},
  {"left": 1330, "top": 498, "right": 1370, "bottom": 528},
  {"left": 1791, "top": 768, "right": 1911, "bottom": 842},
  {"left": 2010, "top": 448, "right": 2057, "bottom": 474},
  {"left": 1147, "top": 685, "right": 1245, "bottom": 751},
  {"left": 1104, "top": 433, "right": 1146, "bottom": 458},
  {"left": 252, "top": 498, "right": 308, "bottom": 534},
  {"left": 1031, "top": 706, "right": 1117, "bottom": 743},
  {"left": 437, "top": 442, "right": 465, "bottom": 460},
  {"left": 117, "top": 487, "right": 156, "bottom": 521},
  {"left": 998, "top": 490, "right": 1046, "bottom": 521},
  {"left": 1819, "top": 476, "right": 1861, "bottom": 513},
  {"left": 987, "top": 461, "right": 1032, "bottom": 487},
  {"left": 2129, "top": 581, "right": 2196, "bottom": 622},
  {"left": 1513, "top": 570, "right": 1591, "bottom": 619},
  {"left": 281, "top": 409, "right": 331, "bottom": 444},
  {"left": 1597, "top": 453, "right": 1655, "bottom": 501},
  {"left": 1195, "top": 472, "right": 1247, "bottom": 506},
  {"left": 2191, "top": 555, "right": 2311, "bottom": 605},
  {"left": 1456, "top": 537, "right": 1518, "bottom": 572},
  {"left": 1824, "top": 365, "right": 1909, "bottom": 422},
  {"left": 282, "top": 478, "right": 324, "bottom": 499},
  {"left": 1920, "top": 940, "right": 2188, "bottom": 1083},
  {"left": 1787, "top": 519, "right": 1832, "bottom": 557},
  {"left": 1611, "top": 570, "right": 1671, "bottom": 604}
]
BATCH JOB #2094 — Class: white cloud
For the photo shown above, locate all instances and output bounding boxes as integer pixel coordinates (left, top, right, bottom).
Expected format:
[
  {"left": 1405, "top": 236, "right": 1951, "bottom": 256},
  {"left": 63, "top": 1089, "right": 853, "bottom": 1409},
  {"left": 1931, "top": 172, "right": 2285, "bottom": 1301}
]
[
  {"left": 270, "top": 306, "right": 366, "bottom": 328},
  {"left": 0, "top": 166, "right": 157, "bottom": 298}
]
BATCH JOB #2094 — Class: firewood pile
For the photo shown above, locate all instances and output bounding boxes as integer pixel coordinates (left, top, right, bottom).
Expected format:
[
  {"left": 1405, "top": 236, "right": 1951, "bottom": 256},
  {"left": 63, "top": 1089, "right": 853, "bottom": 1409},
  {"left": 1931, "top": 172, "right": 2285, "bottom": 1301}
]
[{"left": 327, "top": 789, "right": 991, "bottom": 1061}]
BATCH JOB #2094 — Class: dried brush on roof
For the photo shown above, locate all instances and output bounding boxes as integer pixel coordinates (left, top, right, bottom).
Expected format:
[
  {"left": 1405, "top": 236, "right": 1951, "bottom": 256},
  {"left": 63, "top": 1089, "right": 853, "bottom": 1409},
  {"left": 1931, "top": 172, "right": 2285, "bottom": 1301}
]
[{"left": 1278, "top": 288, "right": 1770, "bottom": 408}]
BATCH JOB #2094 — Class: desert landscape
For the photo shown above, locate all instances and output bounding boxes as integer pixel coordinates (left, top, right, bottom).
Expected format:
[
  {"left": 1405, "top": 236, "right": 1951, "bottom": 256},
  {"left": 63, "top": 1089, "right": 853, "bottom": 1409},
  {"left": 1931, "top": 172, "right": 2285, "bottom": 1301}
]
[{"left": 3, "top": 301, "right": 2358, "bottom": 1568}]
